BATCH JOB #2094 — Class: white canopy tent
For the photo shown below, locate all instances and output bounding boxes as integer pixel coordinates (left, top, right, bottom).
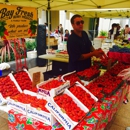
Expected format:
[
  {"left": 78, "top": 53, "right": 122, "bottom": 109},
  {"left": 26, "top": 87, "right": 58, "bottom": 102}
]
[
  {"left": 0, "top": 0, "right": 130, "bottom": 18},
  {"left": 1, "top": 0, "right": 130, "bottom": 46}
]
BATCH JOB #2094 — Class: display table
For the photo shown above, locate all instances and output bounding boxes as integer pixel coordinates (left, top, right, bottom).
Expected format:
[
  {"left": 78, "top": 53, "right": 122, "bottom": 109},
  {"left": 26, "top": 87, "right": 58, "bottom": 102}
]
[
  {"left": 39, "top": 54, "right": 68, "bottom": 63},
  {"left": 8, "top": 83, "right": 129, "bottom": 130},
  {"left": 39, "top": 54, "right": 69, "bottom": 80}
]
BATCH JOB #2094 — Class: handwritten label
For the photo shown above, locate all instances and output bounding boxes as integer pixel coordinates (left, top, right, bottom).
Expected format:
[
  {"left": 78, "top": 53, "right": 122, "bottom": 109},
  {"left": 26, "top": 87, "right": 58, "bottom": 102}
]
[
  {"left": 38, "top": 88, "right": 50, "bottom": 96},
  {"left": 56, "top": 83, "right": 70, "bottom": 95}
]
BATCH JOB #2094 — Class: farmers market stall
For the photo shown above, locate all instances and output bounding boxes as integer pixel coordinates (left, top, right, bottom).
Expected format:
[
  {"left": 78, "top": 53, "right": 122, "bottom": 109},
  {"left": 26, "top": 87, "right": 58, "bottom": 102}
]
[
  {"left": 0, "top": 61, "right": 129, "bottom": 130},
  {"left": 0, "top": 3, "right": 130, "bottom": 128}
]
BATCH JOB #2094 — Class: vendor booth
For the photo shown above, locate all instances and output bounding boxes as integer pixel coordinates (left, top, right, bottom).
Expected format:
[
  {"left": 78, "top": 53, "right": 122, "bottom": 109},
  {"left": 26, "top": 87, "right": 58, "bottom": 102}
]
[{"left": 0, "top": 1, "right": 130, "bottom": 130}]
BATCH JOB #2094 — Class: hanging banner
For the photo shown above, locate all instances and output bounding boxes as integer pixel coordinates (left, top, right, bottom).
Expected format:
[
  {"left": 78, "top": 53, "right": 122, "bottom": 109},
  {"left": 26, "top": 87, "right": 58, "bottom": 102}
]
[{"left": 0, "top": 4, "right": 37, "bottom": 40}]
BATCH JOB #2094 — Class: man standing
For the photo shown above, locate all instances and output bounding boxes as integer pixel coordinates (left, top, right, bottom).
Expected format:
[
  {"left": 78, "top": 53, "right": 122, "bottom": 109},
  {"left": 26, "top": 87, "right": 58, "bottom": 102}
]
[{"left": 67, "top": 14, "right": 104, "bottom": 72}]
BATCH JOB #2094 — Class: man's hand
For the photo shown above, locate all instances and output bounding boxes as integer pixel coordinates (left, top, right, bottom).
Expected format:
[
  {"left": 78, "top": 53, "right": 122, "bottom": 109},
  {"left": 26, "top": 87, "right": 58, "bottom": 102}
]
[{"left": 92, "top": 49, "right": 104, "bottom": 58}]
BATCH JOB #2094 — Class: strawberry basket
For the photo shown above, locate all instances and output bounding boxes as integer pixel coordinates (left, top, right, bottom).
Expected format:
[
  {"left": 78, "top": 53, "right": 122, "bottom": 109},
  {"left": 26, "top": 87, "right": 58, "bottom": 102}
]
[{"left": 76, "top": 66, "right": 100, "bottom": 81}]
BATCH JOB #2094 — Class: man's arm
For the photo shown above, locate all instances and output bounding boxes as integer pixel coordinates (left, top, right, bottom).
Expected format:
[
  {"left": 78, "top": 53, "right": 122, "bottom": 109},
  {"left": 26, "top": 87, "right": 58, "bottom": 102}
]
[
  {"left": 90, "top": 45, "right": 95, "bottom": 52},
  {"left": 79, "top": 46, "right": 103, "bottom": 60}
]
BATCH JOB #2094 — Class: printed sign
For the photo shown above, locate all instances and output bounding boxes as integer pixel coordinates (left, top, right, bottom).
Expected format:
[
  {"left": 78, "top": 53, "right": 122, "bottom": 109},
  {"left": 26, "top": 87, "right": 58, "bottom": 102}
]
[
  {"left": 7, "top": 99, "right": 27, "bottom": 115},
  {"left": 27, "top": 105, "right": 55, "bottom": 125},
  {"left": 0, "top": 4, "right": 37, "bottom": 40}
]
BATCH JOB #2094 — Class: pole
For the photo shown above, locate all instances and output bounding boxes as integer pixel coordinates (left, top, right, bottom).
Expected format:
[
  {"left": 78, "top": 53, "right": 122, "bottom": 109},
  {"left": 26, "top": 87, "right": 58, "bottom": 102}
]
[
  {"left": 93, "top": 13, "right": 98, "bottom": 41},
  {"left": 63, "top": 10, "right": 67, "bottom": 43},
  {"left": 47, "top": 0, "right": 50, "bottom": 49},
  {"left": 93, "top": 13, "right": 97, "bottom": 44}
]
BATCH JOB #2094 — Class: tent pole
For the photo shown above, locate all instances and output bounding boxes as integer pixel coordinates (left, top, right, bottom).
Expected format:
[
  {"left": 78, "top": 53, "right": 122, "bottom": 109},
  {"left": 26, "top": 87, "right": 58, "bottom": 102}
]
[
  {"left": 93, "top": 17, "right": 97, "bottom": 43},
  {"left": 63, "top": 10, "right": 67, "bottom": 43},
  {"left": 47, "top": 0, "right": 51, "bottom": 49},
  {"left": 48, "top": 10, "right": 50, "bottom": 49}
]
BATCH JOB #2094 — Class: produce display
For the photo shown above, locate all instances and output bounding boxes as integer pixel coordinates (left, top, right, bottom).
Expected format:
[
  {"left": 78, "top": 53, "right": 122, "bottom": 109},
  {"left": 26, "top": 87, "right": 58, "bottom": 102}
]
[
  {"left": 11, "top": 93, "right": 49, "bottom": 112},
  {"left": 84, "top": 82, "right": 104, "bottom": 101},
  {"left": 77, "top": 66, "right": 100, "bottom": 81},
  {"left": 13, "top": 71, "right": 33, "bottom": 91},
  {"left": 85, "top": 72, "right": 123, "bottom": 100},
  {"left": 109, "top": 45, "right": 130, "bottom": 53},
  {"left": 55, "top": 50, "right": 69, "bottom": 59},
  {"left": 62, "top": 72, "right": 83, "bottom": 86},
  {"left": 0, "top": 76, "right": 20, "bottom": 98},
  {"left": 92, "top": 56, "right": 117, "bottom": 69},
  {"left": 54, "top": 94, "right": 86, "bottom": 122},
  {"left": 69, "top": 85, "right": 96, "bottom": 109},
  {"left": 39, "top": 79, "right": 63, "bottom": 90},
  {"left": 108, "top": 62, "right": 130, "bottom": 76},
  {"left": 0, "top": 61, "right": 128, "bottom": 130},
  {"left": 29, "top": 87, "right": 38, "bottom": 92},
  {"left": 108, "top": 45, "right": 130, "bottom": 63}
]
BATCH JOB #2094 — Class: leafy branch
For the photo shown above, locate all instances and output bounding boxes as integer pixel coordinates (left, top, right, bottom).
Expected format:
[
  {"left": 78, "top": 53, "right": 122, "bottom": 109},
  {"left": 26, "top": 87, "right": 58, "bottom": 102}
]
[{"left": 28, "top": 20, "right": 37, "bottom": 36}]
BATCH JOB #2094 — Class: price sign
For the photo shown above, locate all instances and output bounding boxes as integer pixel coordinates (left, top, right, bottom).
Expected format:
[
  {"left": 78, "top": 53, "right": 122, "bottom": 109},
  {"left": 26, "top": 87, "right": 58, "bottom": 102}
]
[{"left": 32, "top": 72, "right": 41, "bottom": 87}]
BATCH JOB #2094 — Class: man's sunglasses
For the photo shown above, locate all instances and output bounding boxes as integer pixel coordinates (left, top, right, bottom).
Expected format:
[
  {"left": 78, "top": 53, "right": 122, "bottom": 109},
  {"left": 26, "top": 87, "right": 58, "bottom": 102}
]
[{"left": 75, "top": 20, "right": 84, "bottom": 25}]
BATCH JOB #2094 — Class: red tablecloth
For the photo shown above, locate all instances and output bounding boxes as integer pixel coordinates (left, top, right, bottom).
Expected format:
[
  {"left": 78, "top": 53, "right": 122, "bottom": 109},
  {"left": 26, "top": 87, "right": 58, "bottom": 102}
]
[{"left": 8, "top": 84, "right": 129, "bottom": 130}]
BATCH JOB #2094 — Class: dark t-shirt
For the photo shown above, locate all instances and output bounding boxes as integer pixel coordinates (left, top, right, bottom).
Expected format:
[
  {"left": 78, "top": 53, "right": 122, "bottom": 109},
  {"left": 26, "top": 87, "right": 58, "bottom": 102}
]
[{"left": 67, "top": 31, "right": 92, "bottom": 72}]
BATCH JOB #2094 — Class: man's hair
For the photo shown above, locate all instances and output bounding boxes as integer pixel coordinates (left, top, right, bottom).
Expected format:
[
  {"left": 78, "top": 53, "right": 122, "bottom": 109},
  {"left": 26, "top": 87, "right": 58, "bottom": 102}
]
[
  {"left": 70, "top": 14, "right": 82, "bottom": 24},
  {"left": 44, "top": 23, "right": 48, "bottom": 26}
]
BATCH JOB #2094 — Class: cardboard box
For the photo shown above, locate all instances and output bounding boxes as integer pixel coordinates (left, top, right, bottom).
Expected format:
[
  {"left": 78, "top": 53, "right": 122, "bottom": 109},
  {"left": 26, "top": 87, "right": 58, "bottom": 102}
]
[
  {"left": 7, "top": 98, "right": 27, "bottom": 115},
  {"left": 37, "top": 78, "right": 70, "bottom": 98},
  {"left": 7, "top": 89, "right": 56, "bottom": 125},
  {"left": 0, "top": 74, "right": 22, "bottom": 106},
  {"left": 61, "top": 71, "right": 76, "bottom": 82},
  {"left": 7, "top": 90, "right": 36, "bottom": 115},
  {"left": 46, "top": 89, "right": 89, "bottom": 130},
  {"left": 27, "top": 104, "right": 56, "bottom": 126},
  {"left": 24, "top": 90, "right": 56, "bottom": 125},
  {"left": 68, "top": 81, "right": 98, "bottom": 110},
  {"left": 46, "top": 37, "right": 58, "bottom": 46},
  {"left": 0, "top": 93, "right": 7, "bottom": 105}
]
